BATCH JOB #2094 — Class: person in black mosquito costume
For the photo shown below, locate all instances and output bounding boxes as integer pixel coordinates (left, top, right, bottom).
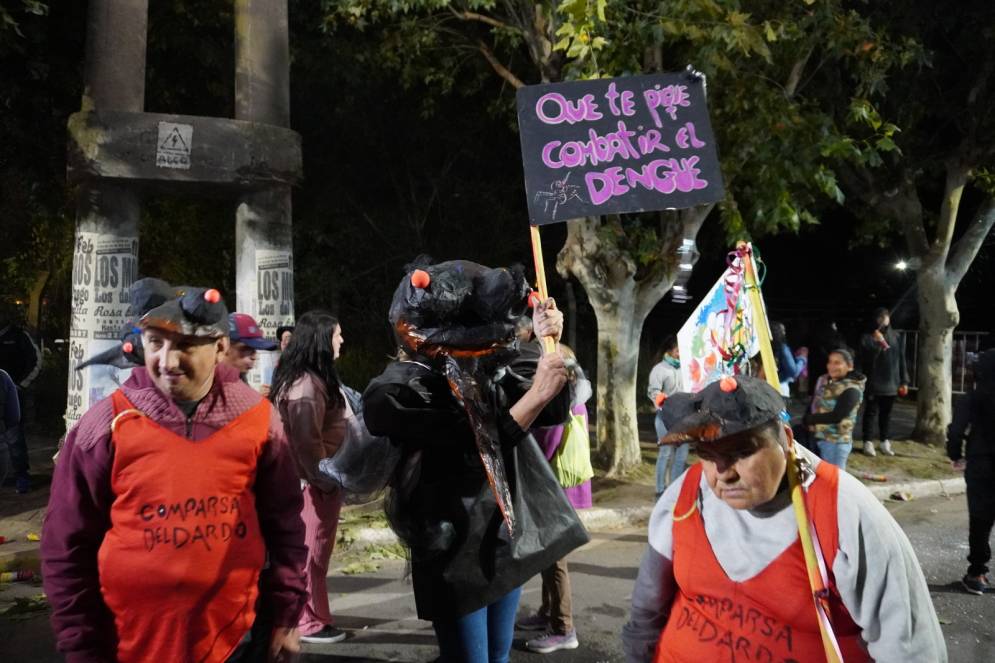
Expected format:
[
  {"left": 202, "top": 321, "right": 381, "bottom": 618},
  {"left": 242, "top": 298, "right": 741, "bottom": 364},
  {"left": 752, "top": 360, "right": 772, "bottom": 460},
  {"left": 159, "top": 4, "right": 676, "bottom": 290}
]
[{"left": 363, "top": 258, "right": 590, "bottom": 663}]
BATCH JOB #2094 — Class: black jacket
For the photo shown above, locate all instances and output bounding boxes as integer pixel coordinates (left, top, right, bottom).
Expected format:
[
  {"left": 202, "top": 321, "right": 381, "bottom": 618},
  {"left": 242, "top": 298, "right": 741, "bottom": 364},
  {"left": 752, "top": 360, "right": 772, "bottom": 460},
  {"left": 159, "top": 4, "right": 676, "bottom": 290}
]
[
  {"left": 362, "top": 349, "right": 588, "bottom": 621},
  {"left": 858, "top": 328, "right": 909, "bottom": 396},
  {"left": 948, "top": 389, "right": 995, "bottom": 461}
]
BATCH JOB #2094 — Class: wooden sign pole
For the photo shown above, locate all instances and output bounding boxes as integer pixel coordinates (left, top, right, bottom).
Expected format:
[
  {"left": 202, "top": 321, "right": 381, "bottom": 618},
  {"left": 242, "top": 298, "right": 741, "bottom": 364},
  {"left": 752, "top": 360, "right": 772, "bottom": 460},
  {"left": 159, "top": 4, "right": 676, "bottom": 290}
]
[{"left": 530, "top": 225, "right": 557, "bottom": 354}]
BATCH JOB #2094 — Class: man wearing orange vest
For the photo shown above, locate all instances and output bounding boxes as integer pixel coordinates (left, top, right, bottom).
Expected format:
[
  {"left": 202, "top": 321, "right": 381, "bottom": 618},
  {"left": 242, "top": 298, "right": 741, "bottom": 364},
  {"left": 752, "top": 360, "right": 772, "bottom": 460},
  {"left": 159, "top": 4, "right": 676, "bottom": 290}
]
[
  {"left": 42, "top": 280, "right": 307, "bottom": 663},
  {"left": 622, "top": 375, "right": 946, "bottom": 663}
]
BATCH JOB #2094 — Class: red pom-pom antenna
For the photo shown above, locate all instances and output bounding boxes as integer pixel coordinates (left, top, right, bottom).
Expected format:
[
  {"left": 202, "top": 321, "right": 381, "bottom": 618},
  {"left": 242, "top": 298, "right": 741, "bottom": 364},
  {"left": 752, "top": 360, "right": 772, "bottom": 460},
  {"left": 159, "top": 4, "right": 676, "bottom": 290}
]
[
  {"left": 527, "top": 291, "right": 542, "bottom": 308},
  {"left": 203, "top": 288, "right": 221, "bottom": 304},
  {"left": 410, "top": 269, "right": 431, "bottom": 289},
  {"left": 122, "top": 341, "right": 134, "bottom": 354},
  {"left": 719, "top": 376, "right": 738, "bottom": 393}
]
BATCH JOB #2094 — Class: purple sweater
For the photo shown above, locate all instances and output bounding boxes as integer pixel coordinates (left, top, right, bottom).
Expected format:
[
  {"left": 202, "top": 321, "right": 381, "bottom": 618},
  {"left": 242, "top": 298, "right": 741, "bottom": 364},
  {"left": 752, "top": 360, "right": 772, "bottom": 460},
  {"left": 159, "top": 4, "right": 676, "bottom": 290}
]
[{"left": 41, "top": 364, "right": 307, "bottom": 663}]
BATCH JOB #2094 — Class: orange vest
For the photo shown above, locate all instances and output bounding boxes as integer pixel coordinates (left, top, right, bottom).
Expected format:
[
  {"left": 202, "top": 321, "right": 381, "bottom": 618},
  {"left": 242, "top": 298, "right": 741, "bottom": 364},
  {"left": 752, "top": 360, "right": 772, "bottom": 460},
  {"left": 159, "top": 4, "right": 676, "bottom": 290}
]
[
  {"left": 655, "top": 461, "right": 870, "bottom": 663},
  {"left": 97, "top": 390, "right": 269, "bottom": 663}
]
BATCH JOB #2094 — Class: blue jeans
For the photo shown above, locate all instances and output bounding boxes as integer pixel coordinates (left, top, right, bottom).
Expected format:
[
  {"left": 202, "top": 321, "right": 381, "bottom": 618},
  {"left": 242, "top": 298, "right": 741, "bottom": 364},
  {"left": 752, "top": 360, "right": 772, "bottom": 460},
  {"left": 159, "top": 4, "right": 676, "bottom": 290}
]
[
  {"left": 654, "top": 411, "right": 689, "bottom": 495},
  {"left": 817, "top": 440, "right": 853, "bottom": 472},
  {"left": 433, "top": 586, "right": 522, "bottom": 663}
]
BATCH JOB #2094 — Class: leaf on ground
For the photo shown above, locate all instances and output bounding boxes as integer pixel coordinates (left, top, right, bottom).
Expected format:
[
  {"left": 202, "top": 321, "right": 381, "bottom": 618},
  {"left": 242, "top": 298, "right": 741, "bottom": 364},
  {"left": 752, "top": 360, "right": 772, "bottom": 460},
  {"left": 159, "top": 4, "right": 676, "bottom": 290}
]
[
  {"left": 340, "top": 560, "right": 381, "bottom": 575},
  {"left": 0, "top": 594, "right": 48, "bottom": 621}
]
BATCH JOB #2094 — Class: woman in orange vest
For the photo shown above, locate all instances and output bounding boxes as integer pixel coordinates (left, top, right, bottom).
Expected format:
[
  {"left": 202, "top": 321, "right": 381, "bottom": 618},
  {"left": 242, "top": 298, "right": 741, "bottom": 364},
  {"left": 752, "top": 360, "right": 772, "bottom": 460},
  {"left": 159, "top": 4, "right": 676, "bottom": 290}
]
[
  {"left": 622, "top": 375, "right": 946, "bottom": 663},
  {"left": 42, "top": 279, "right": 308, "bottom": 663}
]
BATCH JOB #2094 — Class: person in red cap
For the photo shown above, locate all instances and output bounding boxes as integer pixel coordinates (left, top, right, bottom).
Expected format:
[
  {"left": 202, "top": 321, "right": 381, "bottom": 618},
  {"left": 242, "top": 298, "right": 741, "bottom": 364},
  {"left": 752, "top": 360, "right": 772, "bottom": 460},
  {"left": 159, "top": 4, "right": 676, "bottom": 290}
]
[
  {"left": 226, "top": 312, "right": 279, "bottom": 380},
  {"left": 622, "top": 374, "right": 945, "bottom": 663},
  {"left": 41, "top": 279, "right": 307, "bottom": 663}
]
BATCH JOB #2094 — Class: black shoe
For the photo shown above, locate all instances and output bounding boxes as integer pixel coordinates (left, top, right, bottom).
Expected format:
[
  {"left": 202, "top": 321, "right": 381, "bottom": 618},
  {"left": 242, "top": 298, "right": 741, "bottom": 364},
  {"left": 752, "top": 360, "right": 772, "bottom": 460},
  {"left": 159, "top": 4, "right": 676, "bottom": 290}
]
[
  {"left": 961, "top": 574, "right": 990, "bottom": 595},
  {"left": 300, "top": 625, "right": 347, "bottom": 643},
  {"left": 15, "top": 474, "right": 32, "bottom": 494}
]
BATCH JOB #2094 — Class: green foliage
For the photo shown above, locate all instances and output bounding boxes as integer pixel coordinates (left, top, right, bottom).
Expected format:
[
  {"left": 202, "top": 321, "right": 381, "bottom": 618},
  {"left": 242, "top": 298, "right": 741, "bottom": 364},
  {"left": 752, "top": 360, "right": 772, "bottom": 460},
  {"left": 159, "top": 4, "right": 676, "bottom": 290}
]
[{"left": 315, "top": 0, "right": 926, "bottom": 283}]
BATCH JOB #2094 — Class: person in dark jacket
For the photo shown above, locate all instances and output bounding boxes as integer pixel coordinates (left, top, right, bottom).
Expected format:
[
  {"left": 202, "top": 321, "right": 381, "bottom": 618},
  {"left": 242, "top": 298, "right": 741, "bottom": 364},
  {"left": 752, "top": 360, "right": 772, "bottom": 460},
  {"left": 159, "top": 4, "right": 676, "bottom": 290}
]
[
  {"left": 947, "top": 348, "right": 995, "bottom": 595},
  {"left": 857, "top": 308, "right": 908, "bottom": 457},
  {"left": 803, "top": 349, "right": 866, "bottom": 471},
  {"left": 807, "top": 320, "right": 846, "bottom": 394},
  {"left": 363, "top": 260, "right": 588, "bottom": 663},
  {"left": 0, "top": 315, "right": 41, "bottom": 493}
]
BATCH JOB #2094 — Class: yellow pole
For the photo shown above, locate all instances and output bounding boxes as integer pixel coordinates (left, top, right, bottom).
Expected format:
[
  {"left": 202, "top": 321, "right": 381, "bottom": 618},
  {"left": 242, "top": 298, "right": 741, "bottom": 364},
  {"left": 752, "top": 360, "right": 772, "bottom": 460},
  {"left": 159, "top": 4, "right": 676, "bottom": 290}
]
[
  {"left": 530, "top": 225, "right": 557, "bottom": 354},
  {"left": 738, "top": 241, "right": 841, "bottom": 663}
]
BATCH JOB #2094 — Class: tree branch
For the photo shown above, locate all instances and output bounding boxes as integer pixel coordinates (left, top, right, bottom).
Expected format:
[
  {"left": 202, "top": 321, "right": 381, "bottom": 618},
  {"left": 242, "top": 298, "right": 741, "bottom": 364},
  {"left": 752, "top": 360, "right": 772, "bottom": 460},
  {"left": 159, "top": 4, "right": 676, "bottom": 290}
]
[
  {"left": 633, "top": 204, "right": 713, "bottom": 318},
  {"left": 837, "top": 164, "right": 929, "bottom": 256},
  {"left": 784, "top": 48, "right": 812, "bottom": 98},
  {"left": 946, "top": 196, "right": 995, "bottom": 287},
  {"left": 449, "top": 7, "right": 513, "bottom": 31},
  {"left": 931, "top": 160, "right": 970, "bottom": 264},
  {"left": 476, "top": 40, "right": 524, "bottom": 89}
]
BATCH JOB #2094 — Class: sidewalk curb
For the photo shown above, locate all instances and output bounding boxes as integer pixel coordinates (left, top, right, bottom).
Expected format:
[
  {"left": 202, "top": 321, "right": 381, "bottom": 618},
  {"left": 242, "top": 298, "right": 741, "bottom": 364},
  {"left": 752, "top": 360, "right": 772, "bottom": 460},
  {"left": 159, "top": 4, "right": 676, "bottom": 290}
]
[
  {"left": 868, "top": 477, "right": 965, "bottom": 501},
  {"left": 0, "top": 542, "right": 42, "bottom": 575},
  {"left": 343, "top": 478, "right": 965, "bottom": 548},
  {"left": 344, "top": 505, "right": 657, "bottom": 549}
]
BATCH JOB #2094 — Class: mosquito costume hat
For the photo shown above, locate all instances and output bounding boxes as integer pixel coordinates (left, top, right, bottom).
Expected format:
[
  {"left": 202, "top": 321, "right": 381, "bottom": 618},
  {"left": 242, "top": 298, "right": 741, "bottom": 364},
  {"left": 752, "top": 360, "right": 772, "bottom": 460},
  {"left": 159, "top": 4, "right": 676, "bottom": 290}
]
[
  {"left": 387, "top": 258, "right": 532, "bottom": 533},
  {"left": 363, "top": 258, "right": 588, "bottom": 620},
  {"left": 76, "top": 278, "right": 228, "bottom": 371}
]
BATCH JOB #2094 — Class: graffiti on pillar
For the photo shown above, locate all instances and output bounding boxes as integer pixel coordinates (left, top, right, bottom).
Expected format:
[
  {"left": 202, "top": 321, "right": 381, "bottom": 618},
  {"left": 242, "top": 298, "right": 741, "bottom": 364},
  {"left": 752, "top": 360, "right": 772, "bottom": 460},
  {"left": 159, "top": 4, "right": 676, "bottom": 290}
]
[
  {"left": 254, "top": 250, "right": 294, "bottom": 335},
  {"left": 156, "top": 121, "right": 193, "bottom": 170},
  {"left": 65, "top": 232, "right": 140, "bottom": 429}
]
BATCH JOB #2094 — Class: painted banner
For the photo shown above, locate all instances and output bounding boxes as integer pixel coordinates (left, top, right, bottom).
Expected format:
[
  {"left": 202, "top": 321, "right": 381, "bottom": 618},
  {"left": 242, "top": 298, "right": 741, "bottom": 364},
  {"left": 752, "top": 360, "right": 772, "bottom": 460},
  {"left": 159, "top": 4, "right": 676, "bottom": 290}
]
[
  {"left": 65, "top": 232, "right": 140, "bottom": 429},
  {"left": 516, "top": 71, "right": 724, "bottom": 225},
  {"left": 677, "top": 256, "right": 762, "bottom": 393}
]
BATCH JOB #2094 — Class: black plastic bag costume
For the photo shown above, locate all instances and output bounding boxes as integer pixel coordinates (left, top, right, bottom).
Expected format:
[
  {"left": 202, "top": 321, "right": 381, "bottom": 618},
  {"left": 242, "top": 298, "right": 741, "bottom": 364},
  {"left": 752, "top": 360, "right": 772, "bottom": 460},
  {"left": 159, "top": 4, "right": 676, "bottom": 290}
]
[{"left": 363, "top": 259, "right": 590, "bottom": 621}]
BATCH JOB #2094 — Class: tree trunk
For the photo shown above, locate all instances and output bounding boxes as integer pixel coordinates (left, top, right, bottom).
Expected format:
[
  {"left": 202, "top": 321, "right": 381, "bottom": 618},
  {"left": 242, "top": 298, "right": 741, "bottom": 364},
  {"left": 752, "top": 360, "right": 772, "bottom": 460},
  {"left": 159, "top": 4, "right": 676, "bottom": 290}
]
[
  {"left": 592, "top": 298, "right": 645, "bottom": 473},
  {"left": 911, "top": 265, "right": 958, "bottom": 443},
  {"left": 564, "top": 278, "right": 578, "bottom": 351},
  {"left": 26, "top": 270, "right": 49, "bottom": 331}
]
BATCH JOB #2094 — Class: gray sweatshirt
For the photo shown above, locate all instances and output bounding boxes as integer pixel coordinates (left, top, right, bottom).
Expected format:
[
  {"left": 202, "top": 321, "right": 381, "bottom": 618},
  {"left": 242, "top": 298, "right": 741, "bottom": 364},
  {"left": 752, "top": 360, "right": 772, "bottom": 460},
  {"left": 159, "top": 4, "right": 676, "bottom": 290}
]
[
  {"left": 647, "top": 358, "right": 683, "bottom": 405},
  {"left": 621, "top": 446, "right": 947, "bottom": 662}
]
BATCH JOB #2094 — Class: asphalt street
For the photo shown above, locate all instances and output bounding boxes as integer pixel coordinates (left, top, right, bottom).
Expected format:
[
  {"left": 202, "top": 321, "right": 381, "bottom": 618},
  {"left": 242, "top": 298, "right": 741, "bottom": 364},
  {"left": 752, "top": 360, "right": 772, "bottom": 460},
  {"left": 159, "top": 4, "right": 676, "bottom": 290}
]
[{"left": 1, "top": 494, "right": 992, "bottom": 662}]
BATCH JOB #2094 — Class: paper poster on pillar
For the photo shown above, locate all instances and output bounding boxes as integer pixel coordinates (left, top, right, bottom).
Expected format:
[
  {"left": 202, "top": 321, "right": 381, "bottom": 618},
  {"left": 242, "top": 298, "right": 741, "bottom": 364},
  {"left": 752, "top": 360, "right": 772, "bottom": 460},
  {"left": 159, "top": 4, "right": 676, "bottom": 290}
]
[
  {"left": 65, "top": 231, "right": 139, "bottom": 429},
  {"left": 247, "top": 249, "right": 294, "bottom": 389}
]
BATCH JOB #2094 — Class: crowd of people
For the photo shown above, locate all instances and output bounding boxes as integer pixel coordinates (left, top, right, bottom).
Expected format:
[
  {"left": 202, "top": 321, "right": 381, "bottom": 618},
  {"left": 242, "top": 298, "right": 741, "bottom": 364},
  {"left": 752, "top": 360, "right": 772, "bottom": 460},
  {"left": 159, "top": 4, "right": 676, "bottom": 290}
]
[{"left": 2, "top": 266, "right": 984, "bottom": 662}]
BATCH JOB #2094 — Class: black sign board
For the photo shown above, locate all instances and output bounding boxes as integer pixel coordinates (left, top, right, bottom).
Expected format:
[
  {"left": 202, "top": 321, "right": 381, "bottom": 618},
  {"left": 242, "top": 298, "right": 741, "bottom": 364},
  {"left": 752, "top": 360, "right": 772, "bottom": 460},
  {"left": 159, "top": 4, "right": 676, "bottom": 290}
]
[{"left": 516, "top": 72, "right": 725, "bottom": 226}]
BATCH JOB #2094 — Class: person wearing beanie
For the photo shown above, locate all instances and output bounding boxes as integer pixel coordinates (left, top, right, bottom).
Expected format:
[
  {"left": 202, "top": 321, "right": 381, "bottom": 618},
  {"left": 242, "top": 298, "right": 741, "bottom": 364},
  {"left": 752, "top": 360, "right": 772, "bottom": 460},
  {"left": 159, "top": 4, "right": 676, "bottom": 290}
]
[
  {"left": 41, "top": 279, "right": 307, "bottom": 663},
  {"left": 622, "top": 374, "right": 945, "bottom": 663},
  {"left": 947, "top": 348, "right": 995, "bottom": 595}
]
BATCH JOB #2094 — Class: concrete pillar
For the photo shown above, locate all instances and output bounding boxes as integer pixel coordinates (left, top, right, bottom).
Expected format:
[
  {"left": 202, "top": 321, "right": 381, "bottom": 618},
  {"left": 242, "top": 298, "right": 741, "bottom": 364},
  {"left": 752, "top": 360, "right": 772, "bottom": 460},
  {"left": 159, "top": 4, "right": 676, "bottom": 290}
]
[
  {"left": 65, "top": 1, "right": 147, "bottom": 429},
  {"left": 233, "top": 0, "right": 295, "bottom": 391}
]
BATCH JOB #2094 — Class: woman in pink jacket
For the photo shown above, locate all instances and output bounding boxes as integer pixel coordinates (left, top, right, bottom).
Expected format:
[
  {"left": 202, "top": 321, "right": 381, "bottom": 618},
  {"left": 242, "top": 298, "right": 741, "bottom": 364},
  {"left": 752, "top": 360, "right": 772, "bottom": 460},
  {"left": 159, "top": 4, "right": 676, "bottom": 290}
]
[{"left": 271, "top": 310, "right": 350, "bottom": 644}]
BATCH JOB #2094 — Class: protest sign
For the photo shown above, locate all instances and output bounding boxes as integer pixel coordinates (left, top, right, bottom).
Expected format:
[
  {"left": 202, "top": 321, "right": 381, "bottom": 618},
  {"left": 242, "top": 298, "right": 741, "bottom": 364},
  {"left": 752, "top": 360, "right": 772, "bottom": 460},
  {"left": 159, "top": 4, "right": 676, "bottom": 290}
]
[{"left": 516, "top": 71, "right": 724, "bottom": 225}]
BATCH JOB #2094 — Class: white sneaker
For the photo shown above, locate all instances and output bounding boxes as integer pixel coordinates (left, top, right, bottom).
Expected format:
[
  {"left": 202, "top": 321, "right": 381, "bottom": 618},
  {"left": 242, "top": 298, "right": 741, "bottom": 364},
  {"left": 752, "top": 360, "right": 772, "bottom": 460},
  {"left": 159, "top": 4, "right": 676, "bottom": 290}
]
[
  {"left": 863, "top": 441, "right": 877, "bottom": 457},
  {"left": 300, "top": 626, "right": 347, "bottom": 643},
  {"left": 525, "top": 629, "right": 579, "bottom": 654},
  {"left": 880, "top": 439, "right": 895, "bottom": 456}
]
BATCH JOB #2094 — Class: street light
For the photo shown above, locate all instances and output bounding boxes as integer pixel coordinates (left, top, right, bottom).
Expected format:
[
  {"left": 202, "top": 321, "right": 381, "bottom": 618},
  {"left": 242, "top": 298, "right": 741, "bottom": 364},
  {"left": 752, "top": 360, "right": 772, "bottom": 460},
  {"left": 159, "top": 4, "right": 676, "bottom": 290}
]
[
  {"left": 671, "top": 238, "right": 699, "bottom": 303},
  {"left": 895, "top": 260, "right": 908, "bottom": 271}
]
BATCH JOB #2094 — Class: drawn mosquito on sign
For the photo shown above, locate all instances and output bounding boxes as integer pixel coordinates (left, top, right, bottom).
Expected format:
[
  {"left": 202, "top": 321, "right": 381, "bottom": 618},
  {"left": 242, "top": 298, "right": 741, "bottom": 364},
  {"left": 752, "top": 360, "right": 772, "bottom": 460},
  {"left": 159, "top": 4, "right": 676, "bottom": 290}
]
[{"left": 534, "top": 172, "right": 582, "bottom": 219}]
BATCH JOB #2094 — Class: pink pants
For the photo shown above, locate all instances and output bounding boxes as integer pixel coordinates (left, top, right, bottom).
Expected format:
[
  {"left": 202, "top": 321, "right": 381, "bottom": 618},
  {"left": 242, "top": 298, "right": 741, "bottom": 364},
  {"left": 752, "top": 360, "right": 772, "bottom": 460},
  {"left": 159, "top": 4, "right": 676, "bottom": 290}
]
[{"left": 298, "top": 484, "right": 344, "bottom": 635}]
